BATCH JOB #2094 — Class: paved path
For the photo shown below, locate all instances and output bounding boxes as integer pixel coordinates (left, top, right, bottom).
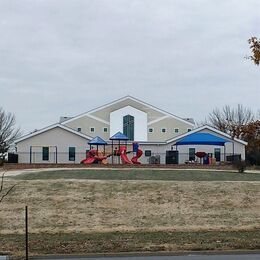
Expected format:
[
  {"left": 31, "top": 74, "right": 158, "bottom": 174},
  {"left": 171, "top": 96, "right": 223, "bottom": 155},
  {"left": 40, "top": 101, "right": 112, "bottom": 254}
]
[
  {"left": 33, "top": 253, "right": 260, "bottom": 260},
  {"left": 4, "top": 167, "right": 260, "bottom": 178}
]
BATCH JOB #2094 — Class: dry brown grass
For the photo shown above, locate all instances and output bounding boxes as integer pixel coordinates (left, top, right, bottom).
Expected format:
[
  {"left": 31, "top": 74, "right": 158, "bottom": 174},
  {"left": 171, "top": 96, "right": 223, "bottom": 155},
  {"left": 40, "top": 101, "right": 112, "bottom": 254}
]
[{"left": 1, "top": 179, "right": 260, "bottom": 235}]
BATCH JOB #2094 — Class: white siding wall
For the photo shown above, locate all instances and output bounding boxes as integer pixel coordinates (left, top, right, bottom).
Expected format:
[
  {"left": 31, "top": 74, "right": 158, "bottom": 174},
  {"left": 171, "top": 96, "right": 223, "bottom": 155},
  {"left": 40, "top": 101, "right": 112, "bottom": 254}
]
[
  {"left": 110, "top": 106, "right": 148, "bottom": 141},
  {"left": 16, "top": 126, "right": 246, "bottom": 165},
  {"left": 138, "top": 128, "right": 246, "bottom": 164},
  {"left": 16, "top": 127, "right": 90, "bottom": 164}
]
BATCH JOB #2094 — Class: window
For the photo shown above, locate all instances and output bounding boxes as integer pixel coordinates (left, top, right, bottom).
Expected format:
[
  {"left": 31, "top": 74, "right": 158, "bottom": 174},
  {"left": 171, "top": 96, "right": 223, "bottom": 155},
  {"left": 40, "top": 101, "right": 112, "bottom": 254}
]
[
  {"left": 214, "top": 148, "right": 221, "bottom": 162},
  {"left": 187, "top": 128, "right": 192, "bottom": 132},
  {"left": 189, "top": 148, "right": 196, "bottom": 161},
  {"left": 90, "top": 127, "right": 95, "bottom": 133},
  {"left": 103, "top": 127, "right": 108, "bottom": 133},
  {"left": 145, "top": 150, "right": 152, "bottom": 157},
  {"left": 69, "top": 147, "right": 76, "bottom": 161},
  {"left": 123, "top": 115, "right": 134, "bottom": 141},
  {"left": 148, "top": 128, "right": 154, "bottom": 133},
  {"left": 161, "top": 128, "right": 166, "bottom": 133},
  {"left": 77, "top": 127, "right": 81, "bottom": 132},
  {"left": 42, "top": 147, "right": 49, "bottom": 161},
  {"left": 174, "top": 128, "right": 179, "bottom": 133}
]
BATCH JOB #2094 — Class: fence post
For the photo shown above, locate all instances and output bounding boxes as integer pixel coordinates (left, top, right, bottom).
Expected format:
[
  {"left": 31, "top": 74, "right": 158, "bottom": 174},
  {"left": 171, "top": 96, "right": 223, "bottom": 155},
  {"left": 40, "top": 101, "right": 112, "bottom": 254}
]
[{"left": 25, "top": 205, "right": 29, "bottom": 260}]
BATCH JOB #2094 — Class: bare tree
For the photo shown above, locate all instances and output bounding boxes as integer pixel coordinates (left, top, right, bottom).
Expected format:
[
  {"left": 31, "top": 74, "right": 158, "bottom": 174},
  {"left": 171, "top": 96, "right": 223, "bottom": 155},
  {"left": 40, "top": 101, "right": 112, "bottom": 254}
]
[
  {"left": 0, "top": 107, "right": 21, "bottom": 164},
  {"left": 207, "top": 104, "right": 255, "bottom": 139},
  {"left": 0, "top": 171, "right": 16, "bottom": 203}
]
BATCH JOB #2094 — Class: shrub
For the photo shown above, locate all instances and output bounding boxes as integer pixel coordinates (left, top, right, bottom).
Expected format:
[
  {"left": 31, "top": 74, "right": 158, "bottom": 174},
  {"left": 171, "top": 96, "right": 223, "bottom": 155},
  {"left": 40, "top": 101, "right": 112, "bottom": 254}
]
[{"left": 233, "top": 160, "right": 247, "bottom": 173}]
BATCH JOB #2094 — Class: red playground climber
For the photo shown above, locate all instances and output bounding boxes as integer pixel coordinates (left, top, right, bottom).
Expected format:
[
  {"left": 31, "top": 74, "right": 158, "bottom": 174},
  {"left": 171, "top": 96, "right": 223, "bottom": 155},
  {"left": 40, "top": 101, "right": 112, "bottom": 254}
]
[
  {"left": 131, "top": 142, "right": 143, "bottom": 164},
  {"left": 119, "top": 143, "right": 143, "bottom": 165},
  {"left": 81, "top": 149, "right": 109, "bottom": 165},
  {"left": 119, "top": 146, "right": 133, "bottom": 164},
  {"left": 131, "top": 148, "right": 143, "bottom": 164}
]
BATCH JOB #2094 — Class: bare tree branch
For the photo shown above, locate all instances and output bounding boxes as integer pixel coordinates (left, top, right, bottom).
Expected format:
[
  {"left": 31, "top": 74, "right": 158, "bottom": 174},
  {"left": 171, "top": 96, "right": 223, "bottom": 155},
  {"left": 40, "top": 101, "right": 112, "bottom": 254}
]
[
  {"left": 0, "top": 171, "right": 16, "bottom": 203},
  {"left": 206, "top": 104, "right": 255, "bottom": 139},
  {"left": 0, "top": 171, "right": 6, "bottom": 194},
  {"left": 0, "top": 108, "right": 21, "bottom": 163},
  {"left": 0, "top": 184, "right": 16, "bottom": 203}
]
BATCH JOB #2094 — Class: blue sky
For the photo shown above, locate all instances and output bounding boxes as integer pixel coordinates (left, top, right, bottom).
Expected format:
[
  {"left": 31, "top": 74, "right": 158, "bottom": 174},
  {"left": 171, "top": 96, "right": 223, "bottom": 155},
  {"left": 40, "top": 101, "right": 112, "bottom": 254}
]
[{"left": 1, "top": 0, "right": 259, "bottom": 133}]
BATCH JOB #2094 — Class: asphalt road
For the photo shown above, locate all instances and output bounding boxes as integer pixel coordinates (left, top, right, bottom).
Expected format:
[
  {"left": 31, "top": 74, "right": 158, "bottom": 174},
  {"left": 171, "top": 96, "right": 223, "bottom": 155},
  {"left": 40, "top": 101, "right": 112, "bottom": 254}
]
[{"left": 34, "top": 253, "right": 260, "bottom": 260}]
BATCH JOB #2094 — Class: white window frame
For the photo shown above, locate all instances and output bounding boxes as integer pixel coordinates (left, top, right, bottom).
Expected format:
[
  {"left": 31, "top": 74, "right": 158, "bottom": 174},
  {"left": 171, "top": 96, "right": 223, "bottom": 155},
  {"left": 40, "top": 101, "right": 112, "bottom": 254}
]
[
  {"left": 174, "top": 128, "right": 179, "bottom": 133},
  {"left": 90, "top": 127, "right": 95, "bottom": 133},
  {"left": 148, "top": 127, "right": 154, "bottom": 133},
  {"left": 161, "top": 128, "right": 167, "bottom": 133},
  {"left": 103, "top": 127, "right": 108, "bottom": 133}
]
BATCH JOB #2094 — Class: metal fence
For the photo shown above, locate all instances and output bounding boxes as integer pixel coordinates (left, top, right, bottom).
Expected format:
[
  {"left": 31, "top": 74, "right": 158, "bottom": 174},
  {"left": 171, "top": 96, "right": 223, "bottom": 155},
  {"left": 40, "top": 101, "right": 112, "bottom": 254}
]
[{"left": 12, "top": 152, "right": 242, "bottom": 165}]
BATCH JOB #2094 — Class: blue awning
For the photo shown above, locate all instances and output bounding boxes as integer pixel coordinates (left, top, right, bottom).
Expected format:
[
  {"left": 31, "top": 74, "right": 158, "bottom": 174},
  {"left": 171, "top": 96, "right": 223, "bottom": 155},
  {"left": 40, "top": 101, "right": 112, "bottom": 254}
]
[
  {"left": 175, "top": 133, "right": 229, "bottom": 146},
  {"left": 88, "top": 136, "right": 107, "bottom": 145},
  {"left": 110, "top": 132, "right": 129, "bottom": 140}
]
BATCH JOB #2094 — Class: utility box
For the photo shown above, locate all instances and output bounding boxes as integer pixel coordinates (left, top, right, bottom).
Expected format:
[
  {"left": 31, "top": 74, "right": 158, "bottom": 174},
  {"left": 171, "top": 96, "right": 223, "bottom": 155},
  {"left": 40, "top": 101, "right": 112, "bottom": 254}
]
[
  {"left": 149, "top": 155, "right": 160, "bottom": 164},
  {"left": 7, "top": 153, "right": 18, "bottom": 163},
  {"left": 166, "top": 150, "right": 179, "bottom": 164}
]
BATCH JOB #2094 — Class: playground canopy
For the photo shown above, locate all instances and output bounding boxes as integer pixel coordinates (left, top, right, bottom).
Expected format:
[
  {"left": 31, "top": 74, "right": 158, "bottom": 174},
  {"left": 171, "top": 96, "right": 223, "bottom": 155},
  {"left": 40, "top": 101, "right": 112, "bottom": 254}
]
[
  {"left": 110, "top": 132, "right": 129, "bottom": 140},
  {"left": 88, "top": 136, "right": 107, "bottom": 145},
  {"left": 175, "top": 133, "right": 229, "bottom": 146}
]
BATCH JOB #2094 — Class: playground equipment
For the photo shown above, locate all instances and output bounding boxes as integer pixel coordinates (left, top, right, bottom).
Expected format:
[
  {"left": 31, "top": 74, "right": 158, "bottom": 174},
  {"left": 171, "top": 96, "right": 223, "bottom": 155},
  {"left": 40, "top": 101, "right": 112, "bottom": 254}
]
[
  {"left": 131, "top": 142, "right": 143, "bottom": 164},
  {"left": 81, "top": 136, "right": 109, "bottom": 165},
  {"left": 119, "top": 146, "right": 133, "bottom": 164},
  {"left": 131, "top": 148, "right": 143, "bottom": 164},
  {"left": 119, "top": 143, "right": 143, "bottom": 165},
  {"left": 81, "top": 149, "right": 109, "bottom": 165},
  {"left": 81, "top": 133, "right": 143, "bottom": 165}
]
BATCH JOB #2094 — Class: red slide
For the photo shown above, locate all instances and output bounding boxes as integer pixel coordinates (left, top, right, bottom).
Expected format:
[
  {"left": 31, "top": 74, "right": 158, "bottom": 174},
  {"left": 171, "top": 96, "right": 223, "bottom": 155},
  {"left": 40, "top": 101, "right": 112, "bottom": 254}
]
[
  {"left": 81, "top": 150, "right": 97, "bottom": 164},
  {"left": 119, "top": 146, "right": 133, "bottom": 164},
  {"left": 131, "top": 149, "right": 143, "bottom": 164},
  {"left": 81, "top": 157, "right": 96, "bottom": 164}
]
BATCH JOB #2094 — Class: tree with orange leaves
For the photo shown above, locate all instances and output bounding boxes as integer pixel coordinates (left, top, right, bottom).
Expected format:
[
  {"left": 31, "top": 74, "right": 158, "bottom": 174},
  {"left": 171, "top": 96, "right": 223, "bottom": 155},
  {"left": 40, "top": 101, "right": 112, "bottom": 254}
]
[
  {"left": 241, "top": 120, "right": 260, "bottom": 165},
  {"left": 248, "top": 37, "right": 260, "bottom": 66}
]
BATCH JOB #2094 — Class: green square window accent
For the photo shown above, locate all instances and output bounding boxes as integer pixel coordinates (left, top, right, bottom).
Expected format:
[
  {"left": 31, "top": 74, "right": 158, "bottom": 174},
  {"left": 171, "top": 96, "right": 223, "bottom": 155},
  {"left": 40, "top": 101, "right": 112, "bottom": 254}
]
[
  {"left": 174, "top": 128, "right": 179, "bottom": 133},
  {"left": 123, "top": 115, "right": 134, "bottom": 141},
  {"left": 145, "top": 150, "right": 152, "bottom": 157},
  {"left": 161, "top": 128, "right": 166, "bottom": 133},
  {"left": 148, "top": 128, "right": 153, "bottom": 133},
  {"left": 103, "top": 127, "right": 108, "bottom": 133},
  {"left": 69, "top": 147, "right": 76, "bottom": 161},
  {"left": 214, "top": 148, "right": 221, "bottom": 162},
  {"left": 189, "top": 148, "right": 196, "bottom": 161},
  {"left": 187, "top": 128, "right": 192, "bottom": 132},
  {"left": 42, "top": 147, "right": 49, "bottom": 161},
  {"left": 90, "top": 127, "right": 95, "bottom": 133}
]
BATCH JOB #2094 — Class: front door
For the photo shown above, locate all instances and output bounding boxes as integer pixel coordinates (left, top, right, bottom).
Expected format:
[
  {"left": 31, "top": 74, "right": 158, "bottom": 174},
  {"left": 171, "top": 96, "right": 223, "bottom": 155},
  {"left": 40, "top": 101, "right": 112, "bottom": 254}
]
[{"left": 214, "top": 148, "right": 221, "bottom": 162}]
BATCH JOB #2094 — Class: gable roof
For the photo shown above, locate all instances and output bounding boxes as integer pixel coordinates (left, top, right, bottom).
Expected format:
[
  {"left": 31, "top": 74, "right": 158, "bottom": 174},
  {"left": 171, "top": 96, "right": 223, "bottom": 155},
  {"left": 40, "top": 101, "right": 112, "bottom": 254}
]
[
  {"left": 88, "top": 136, "right": 107, "bottom": 145},
  {"left": 166, "top": 125, "right": 248, "bottom": 145},
  {"left": 60, "top": 95, "right": 195, "bottom": 127},
  {"left": 110, "top": 131, "right": 129, "bottom": 140},
  {"left": 176, "top": 133, "right": 229, "bottom": 146},
  {"left": 15, "top": 124, "right": 93, "bottom": 144}
]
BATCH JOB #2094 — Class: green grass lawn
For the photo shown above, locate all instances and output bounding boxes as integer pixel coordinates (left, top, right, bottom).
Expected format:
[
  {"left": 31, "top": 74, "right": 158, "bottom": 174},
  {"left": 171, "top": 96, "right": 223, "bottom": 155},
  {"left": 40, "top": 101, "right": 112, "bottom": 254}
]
[
  {"left": 12, "top": 168, "right": 260, "bottom": 181},
  {"left": 1, "top": 230, "right": 260, "bottom": 258},
  {"left": 2, "top": 168, "right": 260, "bottom": 258}
]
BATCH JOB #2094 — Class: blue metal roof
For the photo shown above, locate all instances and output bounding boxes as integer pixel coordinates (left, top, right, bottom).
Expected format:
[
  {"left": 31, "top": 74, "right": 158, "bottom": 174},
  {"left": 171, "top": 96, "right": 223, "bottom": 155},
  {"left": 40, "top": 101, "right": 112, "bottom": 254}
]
[
  {"left": 110, "top": 132, "right": 129, "bottom": 140},
  {"left": 176, "top": 133, "right": 229, "bottom": 146},
  {"left": 88, "top": 136, "right": 107, "bottom": 145}
]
